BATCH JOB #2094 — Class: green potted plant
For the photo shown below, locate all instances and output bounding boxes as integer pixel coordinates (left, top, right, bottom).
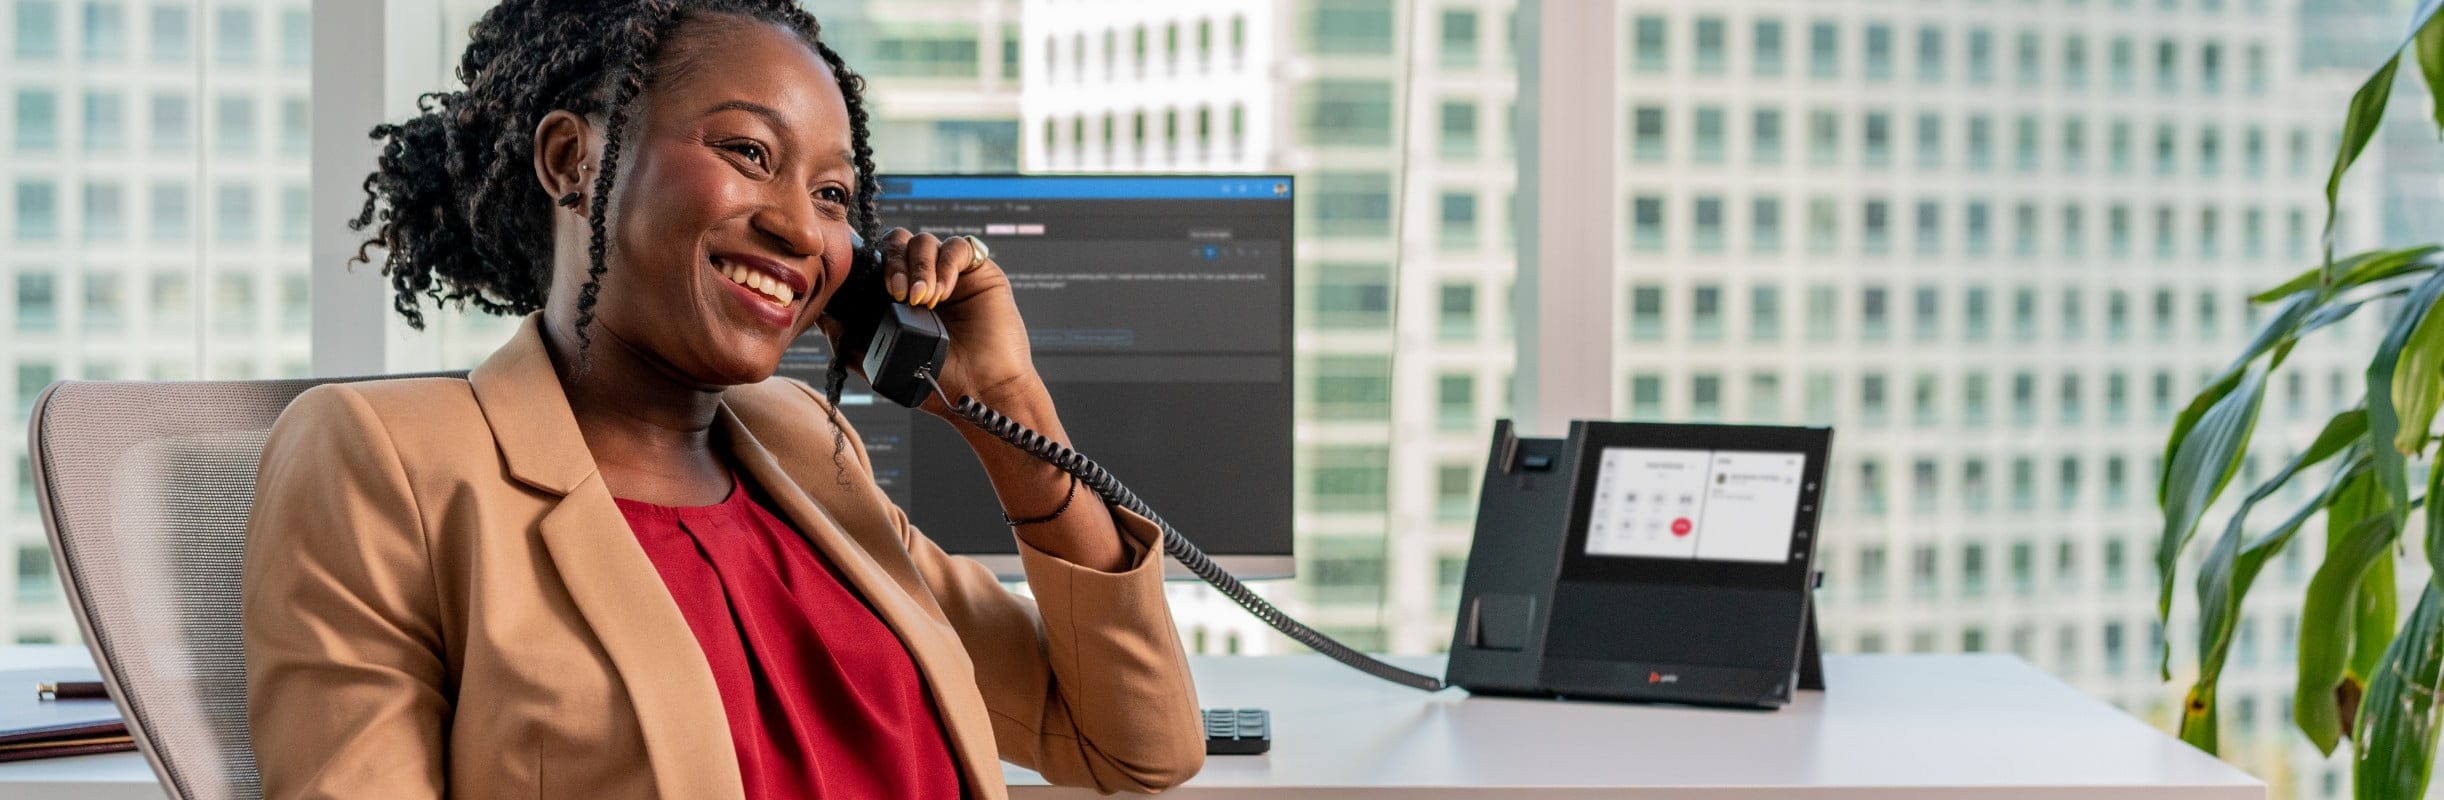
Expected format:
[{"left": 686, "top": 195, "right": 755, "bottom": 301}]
[{"left": 2157, "top": 7, "right": 2444, "bottom": 799}]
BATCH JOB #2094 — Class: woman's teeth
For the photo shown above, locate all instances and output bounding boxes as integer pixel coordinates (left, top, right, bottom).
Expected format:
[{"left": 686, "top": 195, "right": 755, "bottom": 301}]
[{"left": 716, "top": 259, "right": 794, "bottom": 306}]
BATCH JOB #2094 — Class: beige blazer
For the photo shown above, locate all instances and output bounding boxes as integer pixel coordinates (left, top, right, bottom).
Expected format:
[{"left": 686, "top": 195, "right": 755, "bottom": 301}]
[{"left": 241, "top": 316, "right": 1205, "bottom": 799}]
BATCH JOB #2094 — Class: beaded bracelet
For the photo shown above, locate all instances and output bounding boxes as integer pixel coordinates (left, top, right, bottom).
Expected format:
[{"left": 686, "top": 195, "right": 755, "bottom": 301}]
[{"left": 1004, "top": 473, "right": 1079, "bottom": 527}]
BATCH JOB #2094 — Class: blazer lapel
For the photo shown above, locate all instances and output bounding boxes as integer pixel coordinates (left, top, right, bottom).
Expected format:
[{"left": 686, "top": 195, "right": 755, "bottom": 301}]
[
  {"left": 718, "top": 404, "right": 1005, "bottom": 798},
  {"left": 469, "top": 316, "right": 743, "bottom": 800}
]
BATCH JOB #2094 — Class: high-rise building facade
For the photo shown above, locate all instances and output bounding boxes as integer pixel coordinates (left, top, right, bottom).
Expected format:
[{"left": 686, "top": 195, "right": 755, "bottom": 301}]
[{"left": 0, "top": 2, "right": 2418, "bottom": 797}]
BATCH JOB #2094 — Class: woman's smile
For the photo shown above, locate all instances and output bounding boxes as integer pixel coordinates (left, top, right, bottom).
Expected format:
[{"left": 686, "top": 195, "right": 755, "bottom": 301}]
[{"left": 709, "top": 250, "right": 813, "bottom": 330}]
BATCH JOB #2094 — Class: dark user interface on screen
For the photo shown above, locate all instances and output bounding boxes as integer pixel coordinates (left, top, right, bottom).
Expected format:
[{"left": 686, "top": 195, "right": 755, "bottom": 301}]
[{"left": 775, "top": 175, "right": 1295, "bottom": 560}]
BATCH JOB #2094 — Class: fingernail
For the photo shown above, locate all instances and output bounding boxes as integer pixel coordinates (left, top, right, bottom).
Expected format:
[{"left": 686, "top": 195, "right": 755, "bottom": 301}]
[
  {"left": 887, "top": 272, "right": 908, "bottom": 301},
  {"left": 910, "top": 282, "right": 928, "bottom": 305}
]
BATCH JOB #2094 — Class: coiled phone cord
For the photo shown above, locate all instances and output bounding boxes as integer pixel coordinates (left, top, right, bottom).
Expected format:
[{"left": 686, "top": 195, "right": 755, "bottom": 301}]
[{"left": 920, "top": 373, "right": 1450, "bottom": 693}]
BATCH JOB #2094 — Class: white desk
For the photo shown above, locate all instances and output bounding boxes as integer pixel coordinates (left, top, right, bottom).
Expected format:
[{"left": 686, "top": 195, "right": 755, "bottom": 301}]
[{"left": 4, "top": 646, "right": 2259, "bottom": 799}]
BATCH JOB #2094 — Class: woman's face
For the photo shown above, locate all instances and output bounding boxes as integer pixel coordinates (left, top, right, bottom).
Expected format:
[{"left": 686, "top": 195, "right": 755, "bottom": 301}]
[{"left": 556, "top": 16, "right": 858, "bottom": 388}]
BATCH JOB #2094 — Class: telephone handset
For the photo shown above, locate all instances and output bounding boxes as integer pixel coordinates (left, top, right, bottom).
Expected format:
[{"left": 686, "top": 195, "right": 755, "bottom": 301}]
[{"left": 818, "top": 233, "right": 1447, "bottom": 693}]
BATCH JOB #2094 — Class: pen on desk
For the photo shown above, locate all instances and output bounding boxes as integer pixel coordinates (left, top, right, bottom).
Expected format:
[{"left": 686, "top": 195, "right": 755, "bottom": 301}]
[{"left": 36, "top": 681, "right": 108, "bottom": 701}]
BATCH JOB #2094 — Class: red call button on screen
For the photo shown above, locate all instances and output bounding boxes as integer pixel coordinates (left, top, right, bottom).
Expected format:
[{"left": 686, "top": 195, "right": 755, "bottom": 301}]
[{"left": 1670, "top": 518, "right": 1693, "bottom": 537}]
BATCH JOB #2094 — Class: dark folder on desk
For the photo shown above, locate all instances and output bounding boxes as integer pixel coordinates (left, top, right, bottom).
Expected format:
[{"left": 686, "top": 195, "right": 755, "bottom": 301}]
[{"left": 0, "top": 667, "right": 134, "bottom": 762}]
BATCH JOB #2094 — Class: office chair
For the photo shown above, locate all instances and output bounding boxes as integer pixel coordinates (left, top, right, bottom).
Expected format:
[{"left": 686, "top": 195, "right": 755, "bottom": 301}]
[{"left": 26, "top": 373, "right": 458, "bottom": 800}]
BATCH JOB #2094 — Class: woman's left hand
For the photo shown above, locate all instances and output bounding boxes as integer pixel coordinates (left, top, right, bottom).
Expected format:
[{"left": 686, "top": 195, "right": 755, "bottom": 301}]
[{"left": 855, "top": 228, "right": 1043, "bottom": 417}]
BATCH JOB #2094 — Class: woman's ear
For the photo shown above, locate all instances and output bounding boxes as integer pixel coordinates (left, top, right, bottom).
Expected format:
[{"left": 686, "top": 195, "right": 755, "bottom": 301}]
[{"left": 533, "top": 109, "right": 593, "bottom": 212}]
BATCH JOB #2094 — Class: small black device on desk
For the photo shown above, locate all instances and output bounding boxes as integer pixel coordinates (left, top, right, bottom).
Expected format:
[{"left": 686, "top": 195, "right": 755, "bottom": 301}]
[
  {"left": 1446, "top": 420, "right": 1832, "bottom": 709},
  {"left": 1202, "top": 707, "right": 1271, "bottom": 755}
]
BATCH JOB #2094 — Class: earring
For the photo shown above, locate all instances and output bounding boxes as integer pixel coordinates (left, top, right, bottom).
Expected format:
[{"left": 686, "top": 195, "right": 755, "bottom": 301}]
[{"left": 557, "top": 191, "right": 582, "bottom": 209}]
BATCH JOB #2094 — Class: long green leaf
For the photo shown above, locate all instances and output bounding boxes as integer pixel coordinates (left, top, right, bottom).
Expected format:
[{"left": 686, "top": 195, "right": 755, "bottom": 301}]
[
  {"left": 2324, "top": 56, "right": 2403, "bottom": 283},
  {"left": 2421, "top": 1, "right": 2444, "bottom": 137},
  {"left": 2368, "top": 271, "right": 2444, "bottom": 523},
  {"left": 2165, "top": 410, "right": 2368, "bottom": 675},
  {"left": 2354, "top": 581, "right": 2444, "bottom": 800},
  {"left": 2179, "top": 445, "right": 2371, "bottom": 752},
  {"left": 2254, "top": 246, "right": 2443, "bottom": 304},
  {"left": 2355, "top": 555, "right": 2401, "bottom": 687},
  {"left": 2155, "top": 365, "right": 2270, "bottom": 638},
  {"left": 2223, "top": 292, "right": 2317, "bottom": 378},
  {"left": 2297, "top": 473, "right": 2401, "bottom": 755},
  {"left": 2393, "top": 293, "right": 2444, "bottom": 455}
]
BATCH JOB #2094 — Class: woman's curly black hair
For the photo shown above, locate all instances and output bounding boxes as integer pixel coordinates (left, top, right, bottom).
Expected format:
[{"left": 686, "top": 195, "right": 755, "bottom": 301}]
[{"left": 348, "top": 0, "right": 880, "bottom": 354}]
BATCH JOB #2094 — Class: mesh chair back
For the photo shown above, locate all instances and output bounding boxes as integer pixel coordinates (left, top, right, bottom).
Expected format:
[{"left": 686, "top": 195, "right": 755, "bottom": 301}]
[{"left": 26, "top": 374, "right": 458, "bottom": 800}]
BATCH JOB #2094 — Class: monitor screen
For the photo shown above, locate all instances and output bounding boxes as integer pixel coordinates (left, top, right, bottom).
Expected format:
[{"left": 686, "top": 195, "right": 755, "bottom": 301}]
[
  {"left": 1582, "top": 448, "right": 1808, "bottom": 564},
  {"left": 776, "top": 175, "right": 1296, "bottom": 577}
]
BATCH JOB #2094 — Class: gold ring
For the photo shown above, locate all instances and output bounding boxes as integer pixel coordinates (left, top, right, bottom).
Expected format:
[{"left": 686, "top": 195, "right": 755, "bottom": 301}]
[{"left": 963, "top": 235, "right": 992, "bottom": 266}]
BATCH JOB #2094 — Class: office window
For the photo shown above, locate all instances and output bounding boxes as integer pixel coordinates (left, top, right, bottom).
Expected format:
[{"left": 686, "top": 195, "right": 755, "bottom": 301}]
[
  {"left": 15, "top": 89, "right": 58, "bottom": 151},
  {"left": 280, "top": 96, "right": 307, "bottom": 156},
  {"left": 1302, "top": 79, "right": 1393, "bottom": 147},
  {"left": 15, "top": 0, "right": 58, "bottom": 58},
  {"left": 2013, "top": 203, "right": 2038, "bottom": 257},
  {"left": 1861, "top": 286, "right": 1889, "bottom": 340},
  {"left": 1312, "top": 262, "right": 1390, "bottom": 332},
  {"left": 1751, "top": 196, "right": 1782, "bottom": 252},
  {"left": 1437, "top": 463, "right": 1474, "bottom": 522},
  {"left": 1631, "top": 105, "right": 1666, "bottom": 161},
  {"left": 150, "top": 3, "right": 188, "bottom": 62},
  {"left": 1692, "top": 195, "right": 1724, "bottom": 252},
  {"left": 1912, "top": 373, "right": 1939, "bottom": 426},
  {"left": 1965, "top": 115, "right": 1992, "bottom": 171},
  {"left": 2064, "top": 35, "right": 2088, "bottom": 88},
  {"left": 1311, "top": 171, "right": 1391, "bottom": 237},
  {"left": 1691, "top": 373, "right": 1722, "bottom": 421},
  {"left": 1440, "top": 9, "right": 1479, "bottom": 68},
  {"left": 2199, "top": 42, "right": 2221, "bottom": 94},
  {"left": 1912, "top": 286, "right": 1940, "bottom": 341},
  {"left": 1750, "top": 284, "right": 1782, "bottom": 341},
  {"left": 1863, "top": 23, "right": 1892, "bottom": 80},
  {"left": 1806, "top": 196, "right": 1837, "bottom": 254},
  {"left": 2198, "top": 208, "right": 2221, "bottom": 259},
  {"left": 1915, "top": 26, "right": 1943, "bottom": 83},
  {"left": 2012, "top": 287, "right": 2038, "bottom": 341},
  {"left": 2154, "top": 39, "right": 2178, "bottom": 93},
  {"left": 1438, "top": 191, "right": 1477, "bottom": 250},
  {"left": 214, "top": 183, "right": 253, "bottom": 241},
  {"left": 2245, "top": 44, "right": 2268, "bottom": 94},
  {"left": 1965, "top": 200, "right": 1991, "bottom": 255},
  {"left": 1914, "top": 113, "right": 1942, "bottom": 169},
  {"left": 1691, "top": 284, "right": 1723, "bottom": 340},
  {"left": 1307, "top": 0, "right": 1395, "bottom": 56},
  {"left": 2061, "top": 205, "right": 2085, "bottom": 256},
  {"left": 2242, "top": 208, "right": 2265, "bottom": 259},
  {"left": 1807, "top": 284, "right": 1838, "bottom": 340},
  {"left": 2011, "top": 457, "right": 2036, "bottom": 510},
  {"left": 1861, "top": 199, "right": 1890, "bottom": 254},
  {"left": 2012, "top": 372, "right": 2038, "bottom": 427},
  {"left": 279, "top": 183, "right": 308, "bottom": 244},
  {"left": 2011, "top": 541, "right": 2036, "bottom": 595},
  {"left": 2198, "top": 126, "right": 2222, "bottom": 177},
  {"left": 2061, "top": 119, "right": 2086, "bottom": 173},
  {"left": 2108, "top": 204, "right": 2132, "bottom": 257},
  {"left": 1629, "top": 284, "right": 1664, "bottom": 341},
  {"left": 1308, "top": 447, "right": 1388, "bottom": 513},
  {"left": 2014, "top": 30, "right": 2040, "bottom": 86},
  {"left": 278, "top": 6, "right": 307, "bottom": 67},
  {"left": 83, "top": 271, "right": 123, "bottom": 333},
  {"left": 213, "top": 5, "right": 251, "bottom": 64},
  {"left": 2108, "top": 371, "right": 2132, "bottom": 422},
  {"left": 2108, "top": 120, "right": 2133, "bottom": 174},
  {"left": 1437, "top": 373, "right": 1475, "bottom": 430},
  {"left": 2196, "top": 290, "right": 2219, "bottom": 341},
  {"left": 1808, "top": 20, "right": 1838, "bottom": 79},
  {"left": 1808, "top": 109, "right": 1839, "bottom": 166},
  {"left": 15, "top": 181, "right": 58, "bottom": 240},
  {"left": 16, "top": 272, "right": 58, "bottom": 333},
  {"left": 149, "top": 181, "right": 188, "bottom": 242},
  {"left": 1963, "top": 373, "right": 1991, "bottom": 425},
  {"left": 2242, "top": 126, "right": 2265, "bottom": 178},
  {"left": 1753, "top": 19, "right": 1784, "bottom": 75},
  {"left": 82, "top": 90, "right": 125, "bottom": 151},
  {"left": 2060, "top": 288, "right": 2085, "bottom": 341},
  {"left": 1964, "top": 287, "right": 1991, "bottom": 341},
  {"left": 1858, "top": 459, "right": 1885, "bottom": 513},
  {"left": 1910, "top": 546, "right": 1938, "bottom": 599},
  {"left": 2013, "top": 115, "right": 2039, "bottom": 172},
  {"left": 1432, "top": 278, "right": 1472, "bottom": 339},
  {"left": 1913, "top": 200, "right": 1941, "bottom": 255},
  {"left": 2104, "top": 539, "right": 2129, "bottom": 591},
  {"left": 1310, "top": 356, "right": 1391, "bottom": 420},
  {"left": 1862, "top": 111, "right": 1890, "bottom": 168},
  {"left": 1693, "top": 106, "right": 1725, "bottom": 163},
  {"left": 1751, "top": 108, "right": 1783, "bottom": 165},
  {"left": 1967, "top": 27, "right": 1993, "bottom": 84},
  {"left": 2110, "top": 36, "right": 2135, "bottom": 90},
  {"left": 1631, "top": 195, "right": 1664, "bottom": 251},
  {"left": 1860, "top": 374, "right": 1888, "bottom": 427},
  {"left": 1805, "top": 371, "right": 1836, "bottom": 425},
  {"left": 2060, "top": 374, "right": 2085, "bottom": 425},
  {"left": 1632, "top": 14, "right": 1666, "bottom": 73},
  {"left": 1748, "top": 372, "right": 1782, "bottom": 422},
  {"left": 2153, "top": 204, "right": 2176, "bottom": 259},
  {"left": 213, "top": 94, "right": 253, "bottom": 154},
  {"left": 151, "top": 92, "right": 190, "bottom": 154},
  {"left": 2286, "top": 208, "right": 2307, "bottom": 260},
  {"left": 1963, "top": 542, "right": 1987, "bottom": 595},
  {"left": 2105, "top": 455, "right": 2130, "bottom": 507},
  {"left": 1439, "top": 100, "right": 1478, "bottom": 160},
  {"left": 1629, "top": 373, "right": 1664, "bottom": 419},
  {"left": 1693, "top": 16, "right": 1725, "bottom": 74},
  {"left": 83, "top": 180, "right": 123, "bottom": 241}
]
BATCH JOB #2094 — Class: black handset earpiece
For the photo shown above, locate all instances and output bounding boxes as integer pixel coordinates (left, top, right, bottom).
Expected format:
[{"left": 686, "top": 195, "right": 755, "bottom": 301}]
[{"left": 820, "top": 231, "right": 949, "bottom": 408}]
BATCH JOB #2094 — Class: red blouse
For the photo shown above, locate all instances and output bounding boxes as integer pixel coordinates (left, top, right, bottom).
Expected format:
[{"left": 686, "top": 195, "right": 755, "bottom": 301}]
[{"left": 615, "top": 476, "right": 963, "bottom": 800}]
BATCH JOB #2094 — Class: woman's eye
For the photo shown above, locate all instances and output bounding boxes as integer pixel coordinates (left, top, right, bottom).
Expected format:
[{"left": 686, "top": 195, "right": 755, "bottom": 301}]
[
  {"left": 816, "top": 187, "right": 849, "bottom": 205},
  {"left": 722, "top": 141, "right": 769, "bottom": 168}
]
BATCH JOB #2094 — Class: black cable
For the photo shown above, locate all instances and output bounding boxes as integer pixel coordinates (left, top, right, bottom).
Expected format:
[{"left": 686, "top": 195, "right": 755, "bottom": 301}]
[{"left": 921, "top": 373, "right": 1448, "bottom": 693}]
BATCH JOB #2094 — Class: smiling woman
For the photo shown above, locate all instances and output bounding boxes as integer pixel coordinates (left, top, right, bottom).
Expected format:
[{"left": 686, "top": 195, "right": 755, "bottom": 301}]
[{"left": 244, "top": 2, "right": 1205, "bottom": 799}]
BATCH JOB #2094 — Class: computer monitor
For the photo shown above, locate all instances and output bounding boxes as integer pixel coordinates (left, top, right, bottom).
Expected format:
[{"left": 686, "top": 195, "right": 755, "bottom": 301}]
[{"left": 776, "top": 174, "right": 1296, "bottom": 579}]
